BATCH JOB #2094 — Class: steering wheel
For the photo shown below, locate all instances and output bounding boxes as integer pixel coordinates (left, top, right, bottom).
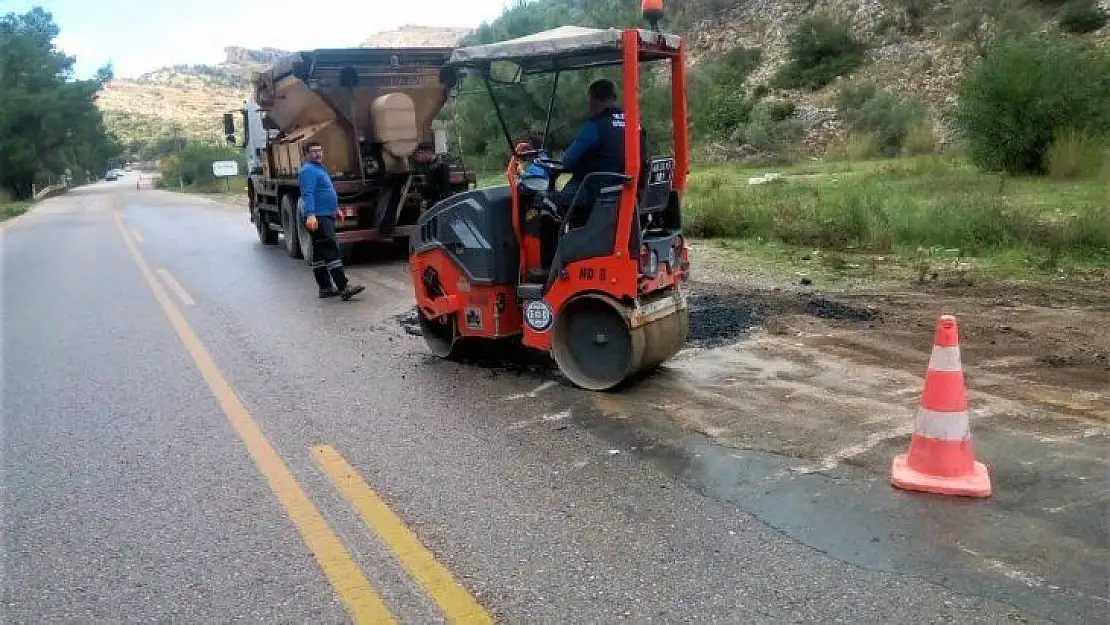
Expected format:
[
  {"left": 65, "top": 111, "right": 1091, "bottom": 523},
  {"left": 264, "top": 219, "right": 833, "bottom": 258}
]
[{"left": 532, "top": 157, "right": 565, "bottom": 174}]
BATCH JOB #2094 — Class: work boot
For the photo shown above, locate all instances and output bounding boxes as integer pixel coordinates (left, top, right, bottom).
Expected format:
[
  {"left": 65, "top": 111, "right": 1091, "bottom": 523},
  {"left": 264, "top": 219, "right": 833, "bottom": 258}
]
[
  {"left": 340, "top": 283, "right": 365, "bottom": 301},
  {"left": 319, "top": 287, "right": 340, "bottom": 298}
]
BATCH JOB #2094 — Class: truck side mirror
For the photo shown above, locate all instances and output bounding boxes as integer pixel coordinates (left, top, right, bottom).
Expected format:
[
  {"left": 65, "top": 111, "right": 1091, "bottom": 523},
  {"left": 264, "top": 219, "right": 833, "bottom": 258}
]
[{"left": 223, "top": 112, "right": 236, "bottom": 137}]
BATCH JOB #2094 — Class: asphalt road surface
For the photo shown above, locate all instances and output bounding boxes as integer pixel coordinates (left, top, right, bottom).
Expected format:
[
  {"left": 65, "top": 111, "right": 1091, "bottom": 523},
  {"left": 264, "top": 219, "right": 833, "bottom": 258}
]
[{"left": 1, "top": 181, "right": 1101, "bottom": 623}]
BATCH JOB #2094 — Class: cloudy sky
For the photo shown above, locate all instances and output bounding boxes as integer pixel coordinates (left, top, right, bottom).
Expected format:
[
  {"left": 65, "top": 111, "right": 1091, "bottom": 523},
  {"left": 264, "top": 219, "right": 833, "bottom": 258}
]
[{"left": 12, "top": 0, "right": 511, "bottom": 79}]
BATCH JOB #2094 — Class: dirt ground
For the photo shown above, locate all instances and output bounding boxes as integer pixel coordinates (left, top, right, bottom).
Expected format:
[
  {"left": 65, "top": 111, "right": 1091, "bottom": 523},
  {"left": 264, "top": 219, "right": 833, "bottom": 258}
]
[
  {"left": 659, "top": 243, "right": 1108, "bottom": 468},
  {"left": 690, "top": 243, "right": 1108, "bottom": 406},
  {"left": 575, "top": 243, "right": 1109, "bottom": 617}
]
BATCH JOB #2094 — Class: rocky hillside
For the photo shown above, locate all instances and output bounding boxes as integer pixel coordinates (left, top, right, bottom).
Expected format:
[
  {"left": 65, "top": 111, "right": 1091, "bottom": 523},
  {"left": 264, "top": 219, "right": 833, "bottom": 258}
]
[
  {"left": 97, "top": 46, "right": 293, "bottom": 156},
  {"left": 677, "top": 0, "right": 1108, "bottom": 154},
  {"left": 362, "top": 25, "right": 472, "bottom": 48},
  {"left": 97, "top": 26, "right": 471, "bottom": 159},
  {"left": 97, "top": 2, "right": 1109, "bottom": 160}
]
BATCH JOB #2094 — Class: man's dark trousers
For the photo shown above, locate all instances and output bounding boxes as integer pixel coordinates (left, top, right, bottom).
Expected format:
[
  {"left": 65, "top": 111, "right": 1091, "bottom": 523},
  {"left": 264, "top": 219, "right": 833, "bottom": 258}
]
[{"left": 309, "top": 215, "right": 349, "bottom": 292}]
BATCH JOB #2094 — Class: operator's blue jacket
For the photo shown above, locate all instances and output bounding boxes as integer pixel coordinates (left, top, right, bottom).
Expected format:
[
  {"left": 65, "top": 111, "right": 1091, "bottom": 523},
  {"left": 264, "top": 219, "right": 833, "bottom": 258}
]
[
  {"left": 297, "top": 161, "right": 339, "bottom": 218},
  {"left": 562, "top": 107, "right": 646, "bottom": 183}
]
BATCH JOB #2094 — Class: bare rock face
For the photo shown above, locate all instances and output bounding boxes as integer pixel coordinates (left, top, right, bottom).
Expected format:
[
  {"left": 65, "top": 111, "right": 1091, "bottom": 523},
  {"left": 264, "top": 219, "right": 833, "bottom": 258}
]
[
  {"left": 687, "top": 0, "right": 893, "bottom": 70},
  {"left": 362, "top": 25, "right": 473, "bottom": 48},
  {"left": 794, "top": 105, "right": 845, "bottom": 154},
  {"left": 222, "top": 46, "right": 287, "bottom": 66},
  {"left": 220, "top": 46, "right": 290, "bottom": 78}
]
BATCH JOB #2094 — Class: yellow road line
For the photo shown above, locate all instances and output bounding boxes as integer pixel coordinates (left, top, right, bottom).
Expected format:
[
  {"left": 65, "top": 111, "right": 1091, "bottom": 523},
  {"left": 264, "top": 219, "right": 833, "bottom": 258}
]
[
  {"left": 312, "top": 445, "right": 494, "bottom": 624},
  {"left": 131, "top": 227, "right": 143, "bottom": 244},
  {"left": 112, "top": 212, "right": 395, "bottom": 624},
  {"left": 156, "top": 268, "right": 196, "bottom": 307}
]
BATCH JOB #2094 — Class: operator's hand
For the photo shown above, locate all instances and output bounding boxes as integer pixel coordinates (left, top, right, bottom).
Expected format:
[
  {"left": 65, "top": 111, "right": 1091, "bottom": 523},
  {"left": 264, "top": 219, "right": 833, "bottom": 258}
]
[
  {"left": 337, "top": 210, "right": 345, "bottom": 225},
  {"left": 305, "top": 215, "right": 318, "bottom": 232}
]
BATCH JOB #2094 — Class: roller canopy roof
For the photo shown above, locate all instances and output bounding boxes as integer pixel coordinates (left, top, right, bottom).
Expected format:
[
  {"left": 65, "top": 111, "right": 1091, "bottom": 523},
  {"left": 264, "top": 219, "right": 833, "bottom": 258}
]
[{"left": 445, "top": 26, "right": 682, "bottom": 74}]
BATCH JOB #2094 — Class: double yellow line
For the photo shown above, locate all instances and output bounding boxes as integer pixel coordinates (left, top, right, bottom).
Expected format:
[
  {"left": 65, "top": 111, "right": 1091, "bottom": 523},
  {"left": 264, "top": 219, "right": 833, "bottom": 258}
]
[{"left": 114, "top": 212, "right": 492, "bottom": 624}]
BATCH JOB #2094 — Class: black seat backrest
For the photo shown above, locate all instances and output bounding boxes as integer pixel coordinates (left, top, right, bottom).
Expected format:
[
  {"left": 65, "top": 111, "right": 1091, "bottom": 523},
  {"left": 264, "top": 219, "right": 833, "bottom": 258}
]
[
  {"left": 630, "top": 156, "right": 680, "bottom": 256},
  {"left": 545, "top": 172, "right": 631, "bottom": 289},
  {"left": 639, "top": 156, "right": 675, "bottom": 214}
]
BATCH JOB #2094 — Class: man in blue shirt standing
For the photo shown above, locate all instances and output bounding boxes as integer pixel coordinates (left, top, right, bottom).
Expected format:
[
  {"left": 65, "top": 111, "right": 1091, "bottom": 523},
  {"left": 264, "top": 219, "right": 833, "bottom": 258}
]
[{"left": 299, "top": 141, "right": 364, "bottom": 300}]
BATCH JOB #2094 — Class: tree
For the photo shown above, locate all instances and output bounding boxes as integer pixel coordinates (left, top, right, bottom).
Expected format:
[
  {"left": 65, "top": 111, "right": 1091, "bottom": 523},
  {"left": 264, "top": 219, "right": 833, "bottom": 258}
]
[
  {"left": 159, "top": 141, "right": 244, "bottom": 191},
  {"left": 950, "top": 34, "right": 1110, "bottom": 174},
  {"left": 770, "top": 15, "right": 867, "bottom": 91},
  {"left": 947, "top": 0, "right": 1037, "bottom": 61},
  {"left": 0, "top": 6, "right": 122, "bottom": 199}
]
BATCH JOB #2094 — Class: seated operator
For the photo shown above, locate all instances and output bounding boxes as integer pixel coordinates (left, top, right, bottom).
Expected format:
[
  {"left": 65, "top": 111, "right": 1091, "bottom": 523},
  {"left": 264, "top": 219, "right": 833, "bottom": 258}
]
[{"left": 547, "top": 78, "right": 647, "bottom": 224}]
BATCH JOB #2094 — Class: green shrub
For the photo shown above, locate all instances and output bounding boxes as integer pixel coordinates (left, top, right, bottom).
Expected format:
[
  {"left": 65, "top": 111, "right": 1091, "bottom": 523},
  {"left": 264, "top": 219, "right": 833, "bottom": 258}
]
[
  {"left": 771, "top": 15, "right": 867, "bottom": 91},
  {"left": 765, "top": 100, "right": 797, "bottom": 122},
  {"left": 695, "top": 90, "right": 757, "bottom": 139},
  {"left": 735, "top": 101, "right": 805, "bottom": 154},
  {"left": 683, "top": 162, "right": 1110, "bottom": 259},
  {"left": 825, "top": 134, "right": 883, "bottom": 161},
  {"left": 949, "top": 34, "right": 1110, "bottom": 174},
  {"left": 835, "top": 84, "right": 926, "bottom": 157},
  {"left": 711, "top": 47, "right": 764, "bottom": 82},
  {"left": 1046, "top": 129, "right": 1107, "bottom": 179},
  {"left": 688, "top": 47, "right": 764, "bottom": 140},
  {"left": 895, "top": 0, "right": 936, "bottom": 33},
  {"left": 159, "top": 142, "right": 245, "bottom": 191},
  {"left": 1059, "top": 2, "right": 1108, "bottom": 33},
  {"left": 901, "top": 124, "right": 939, "bottom": 156}
]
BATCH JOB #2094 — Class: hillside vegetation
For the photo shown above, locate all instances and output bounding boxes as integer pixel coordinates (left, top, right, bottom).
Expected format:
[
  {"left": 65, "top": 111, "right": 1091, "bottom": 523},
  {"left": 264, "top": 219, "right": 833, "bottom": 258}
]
[
  {"left": 97, "top": 1, "right": 1110, "bottom": 166},
  {"left": 1, "top": 7, "right": 120, "bottom": 199},
  {"left": 97, "top": 1, "right": 1109, "bottom": 276},
  {"left": 452, "top": 0, "right": 1110, "bottom": 166},
  {"left": 450, "top": 0, "right": 1109, "bottom": 277},
  {"left": 95, "top": 27, "right": 478, "bottom": 163},
  {"left": 95, "top": 47, "right": 286, "bottom": 162}
]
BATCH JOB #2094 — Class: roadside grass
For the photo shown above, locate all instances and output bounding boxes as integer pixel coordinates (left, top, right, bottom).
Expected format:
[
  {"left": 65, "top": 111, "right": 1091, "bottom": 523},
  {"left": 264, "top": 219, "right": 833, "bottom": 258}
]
[
  {"left": 1, "top": 201, "right": 32, "bottom": 222},
  {"left": 319, "top": 155, "right": 1109, "bottom": 286},
  {"left": 477, "top": 171, "right": 509, "bottom": 188},
  {"left": 159, "top": 174, "right": 248, "bottom": 197},
  {"left": 684, "top": 155, "right": 1110, "bottom": 284}
]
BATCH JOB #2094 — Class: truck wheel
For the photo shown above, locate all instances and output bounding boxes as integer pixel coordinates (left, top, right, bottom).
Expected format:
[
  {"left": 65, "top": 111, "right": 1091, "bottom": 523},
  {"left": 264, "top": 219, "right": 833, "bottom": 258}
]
[
  {"left": 280, "top": 194, "right": 303, "bottom": 259},
  {"left": 255, "top": 208, "right": 278, "bottom": 245}
]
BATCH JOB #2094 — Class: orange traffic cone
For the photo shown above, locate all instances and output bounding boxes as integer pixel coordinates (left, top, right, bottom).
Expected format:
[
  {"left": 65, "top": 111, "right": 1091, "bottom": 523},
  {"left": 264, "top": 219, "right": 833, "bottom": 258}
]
[{"left": 891, "top": 315, "right": 992, "bottom": 497}]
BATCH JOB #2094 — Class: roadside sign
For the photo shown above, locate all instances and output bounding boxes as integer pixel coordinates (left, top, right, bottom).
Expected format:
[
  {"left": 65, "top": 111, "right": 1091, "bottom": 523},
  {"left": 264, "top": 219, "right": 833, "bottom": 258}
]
[{"left": 212, "top": 160, "right": 239, "bottom": 177}]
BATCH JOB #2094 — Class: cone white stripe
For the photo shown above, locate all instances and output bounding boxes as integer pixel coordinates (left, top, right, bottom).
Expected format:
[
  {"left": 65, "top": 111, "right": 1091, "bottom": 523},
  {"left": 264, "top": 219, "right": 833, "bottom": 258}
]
[
  {"left": 915, "top": 408, "right": 970, "bottom": 441},
  {"left": 927, "top": 346, "right": 963, "bottom": 372}
]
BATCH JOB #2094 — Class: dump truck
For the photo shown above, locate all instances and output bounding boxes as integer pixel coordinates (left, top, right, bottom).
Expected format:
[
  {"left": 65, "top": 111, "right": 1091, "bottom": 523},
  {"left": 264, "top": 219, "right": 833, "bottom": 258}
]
[{"left": 222, "top": 47, "right": 475, "bottom": 260}]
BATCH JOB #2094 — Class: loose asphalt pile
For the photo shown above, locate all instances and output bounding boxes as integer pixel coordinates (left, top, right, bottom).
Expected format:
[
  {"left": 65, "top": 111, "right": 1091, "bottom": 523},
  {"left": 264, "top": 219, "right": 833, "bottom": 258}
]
[
  {"left": 397, "top": 288, "right": 879, "bottom": 356},
  {"left": 685, "top": 287, "right": 879, "bottom": 349}
]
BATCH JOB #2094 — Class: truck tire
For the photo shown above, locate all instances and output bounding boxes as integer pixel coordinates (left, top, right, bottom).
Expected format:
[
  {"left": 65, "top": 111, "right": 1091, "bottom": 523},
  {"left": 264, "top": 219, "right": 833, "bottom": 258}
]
[
  {"left": 255, "top": 207, "right": 279, "bottom": 245},
  {"left": 280, "top": 194, "right": 303, "bottom": 259}
]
